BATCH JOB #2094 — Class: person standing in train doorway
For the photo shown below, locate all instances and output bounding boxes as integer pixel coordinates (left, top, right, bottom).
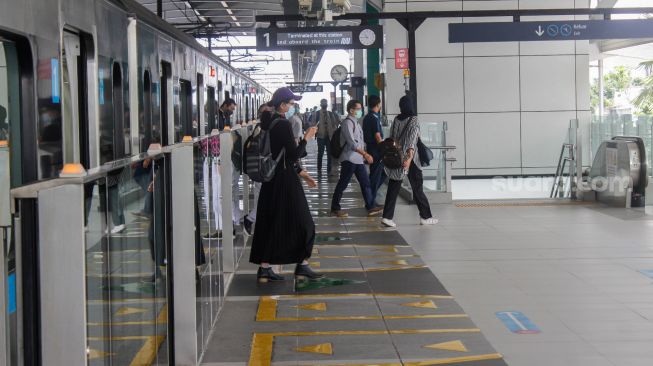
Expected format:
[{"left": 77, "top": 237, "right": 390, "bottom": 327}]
[
  {"left": 381, "top": 95, "right": 438, "bottom": 228},
  {"left": 313, "top": 99, "right": 340, "bottom": 176},
  {"left": 330, "top": 100, "right": 383, "bottom": 218},
  {"left": 250, "top": 87, "right": 321, "bottom": 283},
  {"left": 218, "top": 98, "right": 236, "bottom": 130}
]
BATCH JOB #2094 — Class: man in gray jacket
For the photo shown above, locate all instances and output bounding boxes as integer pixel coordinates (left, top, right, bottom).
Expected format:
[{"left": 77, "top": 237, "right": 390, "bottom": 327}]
[
  {"left": 314, "top": 99, "right": 340, "bottom": 175},
  {"left": 330, "top": 100, "right": 383, "bottom": 218}
]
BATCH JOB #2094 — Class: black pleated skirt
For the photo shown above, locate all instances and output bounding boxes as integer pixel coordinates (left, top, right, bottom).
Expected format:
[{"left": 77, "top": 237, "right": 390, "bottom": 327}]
[{"left": 249, "top": 161, "right": 315, "bottom": 265}]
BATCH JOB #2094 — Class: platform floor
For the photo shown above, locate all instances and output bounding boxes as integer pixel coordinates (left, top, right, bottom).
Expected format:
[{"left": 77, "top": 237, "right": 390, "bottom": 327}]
[{"left": 201, "top": 152, "right": 508, "bottom": 365}]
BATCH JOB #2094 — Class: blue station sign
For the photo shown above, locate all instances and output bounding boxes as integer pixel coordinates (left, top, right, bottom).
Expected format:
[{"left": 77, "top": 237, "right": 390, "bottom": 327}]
[{"left": 450, "top": 19, "right": 653, "bottom": 43}]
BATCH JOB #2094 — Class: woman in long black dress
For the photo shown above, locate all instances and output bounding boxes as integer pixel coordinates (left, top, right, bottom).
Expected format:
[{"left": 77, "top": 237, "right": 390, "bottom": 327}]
[{"left": 249, "top": 87, "right": 322, "bottom": 283}]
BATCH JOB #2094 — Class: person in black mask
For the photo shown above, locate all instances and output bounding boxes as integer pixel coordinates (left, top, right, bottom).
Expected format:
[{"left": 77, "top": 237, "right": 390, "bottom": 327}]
[{"left": 218, "top": 98, "right": 237, "bottom": 131}]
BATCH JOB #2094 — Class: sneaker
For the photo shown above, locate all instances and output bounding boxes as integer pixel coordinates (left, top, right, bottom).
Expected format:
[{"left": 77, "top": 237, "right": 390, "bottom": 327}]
[
  {"left": 294, "top": 264, "right": 325, "bottom": 280},
  {"left": 381, "top": 218, "right": 396, "bottom": 228},
  {"left": 420, "top": 217, "right": 439, "bottom": 225},
  {"left": 243, "top": 215, "right": 254, "bottom": 236},
  {"left": 330, "top": 210, "right": 348, "bottom": 218},
  {"left": 257, "top": 267, "right": 285, "bottom": 283},
  {"left": 367, "top": 206, "right": 383, "bottom": 216},
  {"left": 110, "top": 224, "right": 125, "bottom": 234}
]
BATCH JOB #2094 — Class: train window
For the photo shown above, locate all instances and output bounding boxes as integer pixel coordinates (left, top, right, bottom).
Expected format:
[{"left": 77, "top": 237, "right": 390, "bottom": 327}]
[
  {"left": 179, "top": 79, "right": 192, "bottom": 141},
  {"left": 142, "top": 70, "right": 152, "bottom": 152},
  {"left": 206, "top": 86, "right": 216, "bottom": 133},
  {"left": 160, "top": 61, "right": 171, "bottom": 146},
  {"left": 196, "top": 73, "right": 203, "bottom": 136},
  {"left": 111, "top": 62, "right": 127, "bottom": 159}
]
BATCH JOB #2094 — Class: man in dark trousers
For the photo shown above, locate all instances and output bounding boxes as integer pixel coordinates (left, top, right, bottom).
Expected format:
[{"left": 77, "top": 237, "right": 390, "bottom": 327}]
[
  {"left": 313, "top": 99, "right": 340, "bottom": 176},
  {"left": 362, "top": 95, "right": 385, "bottom": 206}
]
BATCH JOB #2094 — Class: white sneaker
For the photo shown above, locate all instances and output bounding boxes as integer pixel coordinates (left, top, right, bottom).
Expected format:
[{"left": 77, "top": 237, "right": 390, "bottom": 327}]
[
  {"left": 420, "top": 217, "right": 439, "bottom": 225},
  {"left": 381, "top": 218, "right": 397, "bottom": 228},
  {"left": 110, "top": 224, "right": 125, "bottom": 234}
]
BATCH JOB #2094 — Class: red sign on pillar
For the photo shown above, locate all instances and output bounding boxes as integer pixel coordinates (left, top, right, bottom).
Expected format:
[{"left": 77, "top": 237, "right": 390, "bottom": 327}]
[{"left": 395, "top": 48, "right": 409, "bottom": 69}]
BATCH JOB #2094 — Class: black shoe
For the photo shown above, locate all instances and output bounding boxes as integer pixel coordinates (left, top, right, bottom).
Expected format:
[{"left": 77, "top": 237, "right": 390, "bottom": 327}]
[
  {"left": 294, "top": 264, "right": 324, "bottom": 280},
  {"left": 257, "top": 267, "right": 285, "bottom": 283},
  {"left": 244, "top": 216, "right": 254, "bottom": 236}
]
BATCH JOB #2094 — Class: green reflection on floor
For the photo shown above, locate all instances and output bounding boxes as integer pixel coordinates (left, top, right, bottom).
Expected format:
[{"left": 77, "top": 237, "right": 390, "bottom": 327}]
[
  {"left": 315, "top": 236, "right": 351, "bottom": 242},
  {"left": 294, "top": 277, "right": 366, "bottom": 292}
]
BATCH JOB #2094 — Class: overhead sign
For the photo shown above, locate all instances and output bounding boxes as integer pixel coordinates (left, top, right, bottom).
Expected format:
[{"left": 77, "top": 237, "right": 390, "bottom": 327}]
[
  {"left": 289, "top": 85, "right": 324, "bottom": 93},
  {"left": 395, "top": 48, "right": 409, "bottom": 69},
  {"left": 449, "top": 19, "right": 653, "bottom": 43},
  {"left": 256, "top": 25, "right": 383, "bottom": 51}
]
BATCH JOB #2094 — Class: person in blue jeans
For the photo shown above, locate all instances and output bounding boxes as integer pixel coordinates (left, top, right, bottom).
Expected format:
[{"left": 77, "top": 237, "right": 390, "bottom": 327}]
[
  {"left": 362, "top": 95, "right": 385, "bottom": 206},
  {"left": 330, "top": 100, "right": 383, "bottom": 218},
  {"left": 313, "top": 99, "right": 340, "bottom": 175}
]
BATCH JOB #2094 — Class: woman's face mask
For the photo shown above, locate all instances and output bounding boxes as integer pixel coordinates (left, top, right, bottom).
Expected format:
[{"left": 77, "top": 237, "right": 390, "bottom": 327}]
[
  {"left": 284, "top": 109, "right": 295, "bottom": 119},
  {"left": 355, "top": 109, "right": 363, "bottom": 119}
]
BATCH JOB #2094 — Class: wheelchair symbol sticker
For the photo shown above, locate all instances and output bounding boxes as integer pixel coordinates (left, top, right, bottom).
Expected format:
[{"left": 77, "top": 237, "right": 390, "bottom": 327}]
[
  {"left": 547, "top": 25, "right": 559, "bottom": 37},
  {"left": 561, "top": 24, "right": 573, "bottom": 36}
]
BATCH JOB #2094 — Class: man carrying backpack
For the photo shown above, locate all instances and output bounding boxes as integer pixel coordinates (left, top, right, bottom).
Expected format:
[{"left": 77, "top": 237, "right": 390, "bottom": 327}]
[
  {"left": 313, "top": 99, "right": 340, "bottom": 176},
  {"left": 330, "top": 100, "right": 383, "bottom": 218}
]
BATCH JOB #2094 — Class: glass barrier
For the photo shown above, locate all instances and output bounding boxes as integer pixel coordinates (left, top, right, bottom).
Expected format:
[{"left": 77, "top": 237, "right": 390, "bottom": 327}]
[
  {"left": 591, "top": 114, "right": 653, "bottom": 176},
  {"left": 230, "top": 129, "right": 246, "bottom": 263},
  {"left": 418, "top": 121, "right": 450, "bottom": 194},
  {"left": 85, "top": 157, "right": 168, "bottom": 366},
  {"left": 193, "top": 134, "right": 224, "bottom": 358}
]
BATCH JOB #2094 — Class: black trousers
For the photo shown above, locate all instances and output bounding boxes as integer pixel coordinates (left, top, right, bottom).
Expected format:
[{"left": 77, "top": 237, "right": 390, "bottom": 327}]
[{"left": 383, "top": 162, "right": 432, "bottom": 220}]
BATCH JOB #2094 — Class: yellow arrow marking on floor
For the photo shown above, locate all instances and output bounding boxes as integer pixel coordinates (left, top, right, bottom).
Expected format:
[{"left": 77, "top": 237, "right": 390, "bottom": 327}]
[
  {"left": 308, "top": 261, "right": 321, "bottom": 268},
  {"left": 423, "top": 340, "right": 468, "bottom": 353},
  {"left": 379, "top": 260, "right": 408, "bottom": 266},
  {"left": 87, "top": 348, "right": 115, "bottom": 360},
  {"left": 115, "top": 307, "right": 148, "bottom": 316},
  {"left": 292, "top": 302, "right": 327, "bottom": 311},
  {"left": 401, "top": 300, "right": 438, "bottom": 309},
  {"left": 294, "top": 342, "right": 333, "bottom": 355}
]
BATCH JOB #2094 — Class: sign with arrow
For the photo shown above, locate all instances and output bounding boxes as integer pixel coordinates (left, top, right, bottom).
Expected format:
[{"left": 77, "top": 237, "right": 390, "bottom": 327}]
[{"left": 449, "top": 19, "right": 653, "bottom": 43}]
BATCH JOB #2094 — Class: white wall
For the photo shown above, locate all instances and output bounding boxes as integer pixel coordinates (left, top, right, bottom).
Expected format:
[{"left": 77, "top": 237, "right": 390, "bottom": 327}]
[{"left": 383, "top": 0, "right": 591, "bottom": 176}]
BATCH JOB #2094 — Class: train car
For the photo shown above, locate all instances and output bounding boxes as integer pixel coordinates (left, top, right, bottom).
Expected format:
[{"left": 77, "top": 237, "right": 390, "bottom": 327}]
[{"left": 0, "top": 0, "right": 268, "bottom": 364}]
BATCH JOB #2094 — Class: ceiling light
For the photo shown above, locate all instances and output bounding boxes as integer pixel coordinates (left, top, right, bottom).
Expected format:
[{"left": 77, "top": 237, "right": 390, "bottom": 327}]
[
  {"left": 184, "top": 1, "right": 191, "bottom": 8},
  {"left": 199, "top": 15, "right": 207, "bottom": 21},
  {"left": 194, "top": 9, "right": 200, "bottom": 15},
  {"left": 242, "top": 32, "right": 247, "bottom": 36},
  {"left": 226, "top": 8, "right": 233, "bottom": 15},
  {"left": 221, "top": 1, "right": 228, "bottom": 8},
  {"left": 231, "top": 15, "right": 237, "bottom": 21},
  {"left": 235, "top": 22, "right": 241, "bottom": 26}
]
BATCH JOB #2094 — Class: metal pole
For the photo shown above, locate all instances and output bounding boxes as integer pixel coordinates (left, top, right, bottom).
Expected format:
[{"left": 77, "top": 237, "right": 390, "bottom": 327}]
[{"left": 157, "top": 0, "right": 162, "bottom": 18}]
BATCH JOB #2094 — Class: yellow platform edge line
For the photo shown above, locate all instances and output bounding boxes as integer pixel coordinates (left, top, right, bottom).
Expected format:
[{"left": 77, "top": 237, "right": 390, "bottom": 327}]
[{"left": 404, "top": 353, "right": 504, "bottom": 366}]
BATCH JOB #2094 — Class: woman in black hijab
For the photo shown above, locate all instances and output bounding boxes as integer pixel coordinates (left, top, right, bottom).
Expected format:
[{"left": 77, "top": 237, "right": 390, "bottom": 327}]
[
  {"left": 381, "top": 95, "right": 438, "bottom": 228},
  {"left": 249, "top": 87, "right": 323, "bottom": 283}
]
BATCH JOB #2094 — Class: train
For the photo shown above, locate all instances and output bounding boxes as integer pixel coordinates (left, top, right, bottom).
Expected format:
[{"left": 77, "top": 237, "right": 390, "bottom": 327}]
[{"left": 0, "top": 0, "right": 269, "bottom": 186}]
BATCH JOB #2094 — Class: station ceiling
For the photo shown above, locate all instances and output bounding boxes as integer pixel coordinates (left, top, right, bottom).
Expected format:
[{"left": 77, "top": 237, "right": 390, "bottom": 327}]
[{"left": 135, "top": 0, "right": 366, "bottom": 85}]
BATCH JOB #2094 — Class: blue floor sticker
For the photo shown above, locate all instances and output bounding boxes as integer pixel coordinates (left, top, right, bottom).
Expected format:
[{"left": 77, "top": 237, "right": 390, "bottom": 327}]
[
  {"left": 8, "top": 273, "right": 16, "bottom": 314},
  {"left": 496, "top": 311, "right": 540, "bottom": 334},
  {"left": 639, "top": 270, "right": 653, "bottom": 279}
]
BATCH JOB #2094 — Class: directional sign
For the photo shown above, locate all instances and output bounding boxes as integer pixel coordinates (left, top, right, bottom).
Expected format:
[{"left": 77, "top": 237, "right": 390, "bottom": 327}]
[
  {"left": 289, "top": 85, "right": 324, "bottom": 93},
  {"left": 395, "top": 48, "right": 409, "bottom": 69},
  {"left": 450, "top": 19, "right": 653, "bottom": 43},
  {"left": 496, "top": 311, "right": 540, "bottom": 334},
  {"left": 256, "top": 25, "right": 383, "bottom": 51}
]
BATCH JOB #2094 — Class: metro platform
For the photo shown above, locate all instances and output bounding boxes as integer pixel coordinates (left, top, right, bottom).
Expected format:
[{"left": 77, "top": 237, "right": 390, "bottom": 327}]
[
  {"left": 201, "top": 149, "right": 506, "bottom": 366},
  {"left": 199, "top": 143, "right": 653, "bottom": 366}
]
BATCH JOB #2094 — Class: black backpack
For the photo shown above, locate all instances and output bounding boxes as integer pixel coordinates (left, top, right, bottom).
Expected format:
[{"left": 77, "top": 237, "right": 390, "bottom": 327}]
[
  {"left": 243, "top": 119, "right": 285, "bottom": 183},
  {"left": 329, "top": 117, "right": 354, "bottom": 159},
  {"left": 380, "top": 118, "right": 413, "bottom": 169}
]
